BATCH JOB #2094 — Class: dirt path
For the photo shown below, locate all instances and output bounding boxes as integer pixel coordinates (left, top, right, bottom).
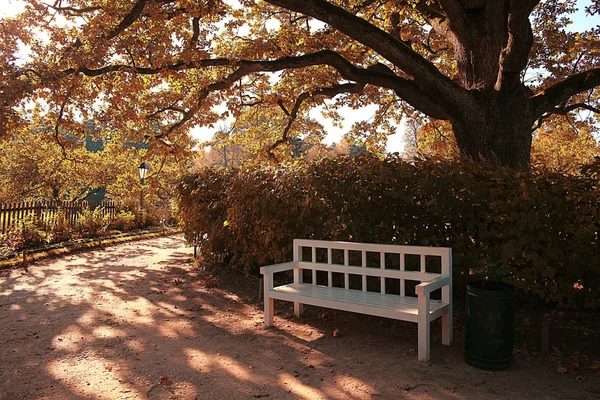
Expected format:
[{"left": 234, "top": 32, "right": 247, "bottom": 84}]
[{"left": 0, "top": 235, "right": 597, "bottom": 400}]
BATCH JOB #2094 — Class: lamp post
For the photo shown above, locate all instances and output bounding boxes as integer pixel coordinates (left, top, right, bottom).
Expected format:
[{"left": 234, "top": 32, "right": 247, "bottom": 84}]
[{"left": 138, "top": 162, "right": 149, "bottom": 228}]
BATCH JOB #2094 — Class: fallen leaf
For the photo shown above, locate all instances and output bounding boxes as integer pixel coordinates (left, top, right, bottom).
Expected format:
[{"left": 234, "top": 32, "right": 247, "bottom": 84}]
[
  {"left": 206, "top": 278, "right": 219, "bottom": 288},
  {"left": 160, "top": 376, "right": 172, "bottom": 387},
  {"left": 333, "top": 328, "right": 340, "bottom": 338}
]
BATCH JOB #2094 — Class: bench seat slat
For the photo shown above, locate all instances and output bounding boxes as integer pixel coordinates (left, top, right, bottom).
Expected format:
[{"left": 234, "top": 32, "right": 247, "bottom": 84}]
[{"left": 270, "top": 283, "right": 449, "bottom": 322}]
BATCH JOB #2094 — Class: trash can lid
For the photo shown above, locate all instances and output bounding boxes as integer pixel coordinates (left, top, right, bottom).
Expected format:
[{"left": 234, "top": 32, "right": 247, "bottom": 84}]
[{"left": 473, "top": 265, "right": 511, "bottom": 279}]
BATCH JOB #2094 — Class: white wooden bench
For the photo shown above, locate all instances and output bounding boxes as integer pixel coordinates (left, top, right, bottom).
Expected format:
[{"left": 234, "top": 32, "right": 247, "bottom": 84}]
[{"left": 260, "top": 239, "right": 452, "bottom": 361}]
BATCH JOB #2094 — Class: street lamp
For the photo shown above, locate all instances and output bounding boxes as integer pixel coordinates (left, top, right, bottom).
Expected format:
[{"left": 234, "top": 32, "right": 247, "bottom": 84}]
[
  {"left": 138, "top": 162, "right": 149, "bottom": 228},
  {"left": 138, "top": 162, "right": 149, "bottom": 183}
]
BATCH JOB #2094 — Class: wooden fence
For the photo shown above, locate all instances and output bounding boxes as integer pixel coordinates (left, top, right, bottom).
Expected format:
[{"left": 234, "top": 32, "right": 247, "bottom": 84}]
[{"left": 0, "top": 200, "right": 117, "bottom": 235}]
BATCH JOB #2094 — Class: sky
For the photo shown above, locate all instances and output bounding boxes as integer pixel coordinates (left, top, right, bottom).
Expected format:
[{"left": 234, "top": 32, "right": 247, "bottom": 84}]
[{"left": 1, "top": 0, "right": 598, "bottom": 154}]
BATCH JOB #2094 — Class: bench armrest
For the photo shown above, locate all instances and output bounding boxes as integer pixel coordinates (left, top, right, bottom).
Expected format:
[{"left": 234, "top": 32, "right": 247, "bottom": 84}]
[
  {"left": 260, "top": 261, "right": 298, "bottom": 275},
  {"left": 416, "top": 275, "right": 451, "bottom": 295}
]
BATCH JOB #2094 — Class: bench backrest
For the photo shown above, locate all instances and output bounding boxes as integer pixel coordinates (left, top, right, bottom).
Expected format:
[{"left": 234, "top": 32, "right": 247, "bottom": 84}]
[{"left": 293, "top": 239, "right": 451, "bottom": 296}]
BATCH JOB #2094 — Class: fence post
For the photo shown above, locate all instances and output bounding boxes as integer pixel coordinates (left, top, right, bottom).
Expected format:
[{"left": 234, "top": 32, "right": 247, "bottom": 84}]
[
  {"left": 0, "top": 202, "right": 5, "bottom": 235},
  {"left": 7, "top": 202, "right": 13, "bottom": 232},
  {"left": 34, "top": 201, "right": 41, "bottom": 220}
]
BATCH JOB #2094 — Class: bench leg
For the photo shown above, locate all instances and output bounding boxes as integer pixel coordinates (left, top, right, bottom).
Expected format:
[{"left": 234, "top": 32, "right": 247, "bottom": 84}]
[
  {"left": 442, "top": 309, "right": 452, "bottom": 345},
  {"left": 442, "top": 284, "right": 452, "bottom": 345},
  {"left": 264, "top": 297, "right": 274, "bottom": 326},
  {"left": 418, "top": 320, "right": 431, "bottom": 362},
  {"left": 418, "top": 294, "right": 430, "bottom": 362},
  {"left": 294, "top": 302, "right": 303, "bottom": 317}
]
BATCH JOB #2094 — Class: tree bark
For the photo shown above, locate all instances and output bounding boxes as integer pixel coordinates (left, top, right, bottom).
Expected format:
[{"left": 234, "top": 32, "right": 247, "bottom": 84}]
[{"left": 451, "top": 87, "right": 534, "bottom": 170}]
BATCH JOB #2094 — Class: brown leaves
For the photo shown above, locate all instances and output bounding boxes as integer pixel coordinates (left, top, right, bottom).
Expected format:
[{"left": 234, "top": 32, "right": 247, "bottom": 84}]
[
  {"left": 178, "top": 155, "right": 600, "bottom": 309},
  {"left": 160, "top": 376, "right": 172, "bottom": 387},
  {"left": 318, "top": 312, "right": 330, "bottom": 321},
  {"left": 199, "top": 278, "right": 219, "bottom": 288},
  {"left": 554, "top": 350, "right": 600, "bottom": 382}
]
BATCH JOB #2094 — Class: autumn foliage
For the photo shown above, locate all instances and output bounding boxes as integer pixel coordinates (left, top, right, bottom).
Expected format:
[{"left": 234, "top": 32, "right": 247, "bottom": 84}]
[
  {"left": 2, "top": 1, "right": 599, "bottom": 170},
  {"left": 177, "top": 154, "right": 600, "bottom": 309}
]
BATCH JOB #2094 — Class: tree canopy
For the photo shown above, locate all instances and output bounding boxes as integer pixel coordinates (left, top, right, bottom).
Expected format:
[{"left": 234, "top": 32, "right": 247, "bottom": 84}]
[{"left": 1, "top": 0, "right": 599, "bottom": 169}]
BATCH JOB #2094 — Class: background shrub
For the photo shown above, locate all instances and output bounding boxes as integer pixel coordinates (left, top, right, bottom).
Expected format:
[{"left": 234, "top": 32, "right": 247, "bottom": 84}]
[
  {"left": 176, "top": 155, "right": 600, "bottom": 309},
  {"left": 74, "top": 208, "right": 107, "bottom": 238},
  {"left": 2, "top": 216, "right": 47, "bottom": 251},
  {"left": 106, "top": 210, "right": 136, "bottom": 232},
  {"left": 47, "top": 210, "right": 73, "bottom": 244}
]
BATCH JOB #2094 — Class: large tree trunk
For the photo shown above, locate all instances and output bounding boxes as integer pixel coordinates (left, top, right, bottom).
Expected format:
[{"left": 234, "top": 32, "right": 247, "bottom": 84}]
[
  {"left": 434, "top": 1, "right": 536, "bottom": 170},
  {"left": 451, "top": 87, "right": 534, "bottom": 170}
]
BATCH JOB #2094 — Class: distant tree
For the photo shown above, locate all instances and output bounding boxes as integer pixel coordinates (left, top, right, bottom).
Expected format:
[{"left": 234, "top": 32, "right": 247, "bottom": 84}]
[
  {"left": 0, "top": 124, "right": 191, "bottom": 204},
  {"left": 0, "top": 129, "right": 105, "bottom": 201},
  {"left": 531, "top": 116, "right": 599, "bottom": 174}
]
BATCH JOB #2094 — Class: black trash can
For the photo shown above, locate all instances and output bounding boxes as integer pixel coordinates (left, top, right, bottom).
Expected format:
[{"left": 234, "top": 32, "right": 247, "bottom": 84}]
[{"left": 465, "top": 277, "right": 515, "bottom": 371}]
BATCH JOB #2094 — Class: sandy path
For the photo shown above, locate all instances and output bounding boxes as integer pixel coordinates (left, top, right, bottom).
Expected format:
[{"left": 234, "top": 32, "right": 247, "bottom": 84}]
[{"left": 0, "top": 235, "right": 597, "bottom": 400}]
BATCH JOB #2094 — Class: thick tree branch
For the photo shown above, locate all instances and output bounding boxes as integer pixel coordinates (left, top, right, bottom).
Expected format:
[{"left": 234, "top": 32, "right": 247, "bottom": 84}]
[
  {"left": 554, "top": 103, "right": 600, "bottom": 115},
  {"left": 263, "top": 0, "right": 474, "bottom": 116},
  {"left": 61, "top": 50, "right": 449, "bottom": 119},
  {"left": 533, "top": 102, "right": 600, "bottom": 130},
  {"left": 104, "top": 0, "right": 148, "bottom": 41},
  {"left": 532, "top": 68, "right": 600, "bottom": 119},
  {"left": 189, "top": 17, "right": 200, "bottom": 48},
  {"left": 408, "top": 0, "right": 464, "bottom": 44},
  {"left": 436, "top": 0, "right": 466, "bottom": 33},
  {"left": 496, "top": 1, "right": 539, "bottom": 91}
]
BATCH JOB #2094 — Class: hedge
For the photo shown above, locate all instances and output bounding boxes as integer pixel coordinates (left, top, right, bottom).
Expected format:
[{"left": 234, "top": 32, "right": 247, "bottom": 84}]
[{"left": 176, "top": 154, "right": 600, "bottom": 309}]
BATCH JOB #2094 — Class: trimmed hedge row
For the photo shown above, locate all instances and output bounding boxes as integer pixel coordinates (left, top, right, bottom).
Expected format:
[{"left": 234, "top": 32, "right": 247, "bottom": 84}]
[{"left": 176, "top": 154, "right": 600, "bottom": 309}]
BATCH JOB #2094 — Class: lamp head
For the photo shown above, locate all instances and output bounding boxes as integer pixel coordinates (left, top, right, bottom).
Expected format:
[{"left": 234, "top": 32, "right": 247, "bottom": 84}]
[{"left": 138, "top": 162, "right": 149, "bottom": 182}]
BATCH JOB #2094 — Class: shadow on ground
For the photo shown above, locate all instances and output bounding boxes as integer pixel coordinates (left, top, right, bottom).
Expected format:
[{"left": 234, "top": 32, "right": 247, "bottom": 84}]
[{"left": 0, "top": 235, "right": 598, "bottom": 400}]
